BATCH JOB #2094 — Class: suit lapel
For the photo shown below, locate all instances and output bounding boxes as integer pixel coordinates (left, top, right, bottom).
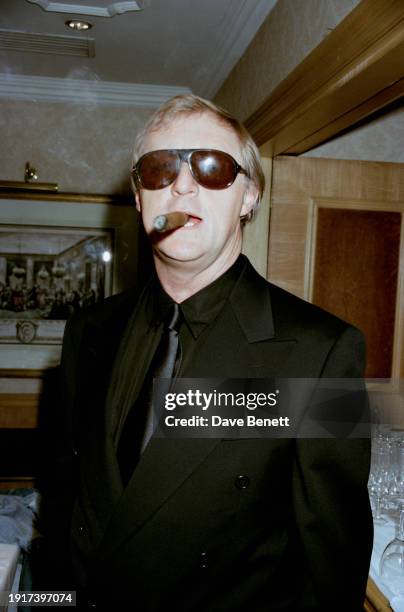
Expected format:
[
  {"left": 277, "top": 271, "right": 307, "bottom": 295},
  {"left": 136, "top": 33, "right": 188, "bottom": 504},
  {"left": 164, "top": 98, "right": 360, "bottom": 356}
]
[
  {"left": 96, "top": 437, "right": 220, "bottom": 561},
  {"left": 229, "top": 259, "right": 298, "bottom": 377}
]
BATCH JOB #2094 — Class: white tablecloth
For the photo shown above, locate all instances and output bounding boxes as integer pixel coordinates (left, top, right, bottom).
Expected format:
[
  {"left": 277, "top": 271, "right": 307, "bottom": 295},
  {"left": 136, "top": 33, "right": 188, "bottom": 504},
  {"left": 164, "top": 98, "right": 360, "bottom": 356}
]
[
  {"left": 370, "top": 516, "right": 404, "bottom": 612},
  {"left": 0, "top": 544, "right": 19, "bottom": 612}
]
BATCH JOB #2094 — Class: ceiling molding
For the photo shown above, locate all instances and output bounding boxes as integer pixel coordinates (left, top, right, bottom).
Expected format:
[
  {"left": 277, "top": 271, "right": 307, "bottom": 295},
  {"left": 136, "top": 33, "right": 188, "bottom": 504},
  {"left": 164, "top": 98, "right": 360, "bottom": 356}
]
[
  {"left": 246, "top": 0, "right": 404, "bottom": 155},
  {"left": 0, "top": 74, "right": 192, "bottom": 107},
  {"left": 26, "top": 1, "right": 142, "bottom": 17},
  {"left": 198, "top": 0, "right": 277, "bottom": 98}
]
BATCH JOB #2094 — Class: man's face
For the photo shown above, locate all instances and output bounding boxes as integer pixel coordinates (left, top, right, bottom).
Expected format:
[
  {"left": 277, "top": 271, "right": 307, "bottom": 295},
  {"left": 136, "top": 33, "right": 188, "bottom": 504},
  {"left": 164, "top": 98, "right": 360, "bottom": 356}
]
[{"left": 135, "top": 112, "right": 257, "bottom": 272}]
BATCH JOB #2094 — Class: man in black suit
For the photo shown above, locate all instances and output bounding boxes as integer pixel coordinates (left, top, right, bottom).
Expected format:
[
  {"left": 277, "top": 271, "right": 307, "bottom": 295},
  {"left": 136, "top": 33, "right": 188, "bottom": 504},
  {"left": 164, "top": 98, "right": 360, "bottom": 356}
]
[{"left": 41, "top": 95, "right": 372, "bottom": 610}]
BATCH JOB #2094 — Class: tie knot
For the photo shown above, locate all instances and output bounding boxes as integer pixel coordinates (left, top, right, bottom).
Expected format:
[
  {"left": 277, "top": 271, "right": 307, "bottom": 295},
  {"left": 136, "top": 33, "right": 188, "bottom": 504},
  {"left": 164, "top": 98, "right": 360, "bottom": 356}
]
[{"left": 166, "top": 302, "right": 182, "bottom": 332}]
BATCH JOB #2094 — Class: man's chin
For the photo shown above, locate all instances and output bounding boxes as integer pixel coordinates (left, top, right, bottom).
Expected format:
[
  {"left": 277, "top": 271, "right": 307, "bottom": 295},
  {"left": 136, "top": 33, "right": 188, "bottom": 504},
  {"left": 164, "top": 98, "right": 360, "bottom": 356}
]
[{"left": 153, "top": 246, "right": 207, "bottom": 266}]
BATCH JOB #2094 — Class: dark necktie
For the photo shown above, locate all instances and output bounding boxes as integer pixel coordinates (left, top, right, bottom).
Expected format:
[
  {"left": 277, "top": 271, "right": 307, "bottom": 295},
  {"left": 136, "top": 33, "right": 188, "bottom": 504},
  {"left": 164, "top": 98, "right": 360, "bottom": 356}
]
[
  {"left": 153, "top": 302, "right": 182, "bottom": 383},
  {"left": 117, "top": 302, "right": 182, "bottom": 486}
]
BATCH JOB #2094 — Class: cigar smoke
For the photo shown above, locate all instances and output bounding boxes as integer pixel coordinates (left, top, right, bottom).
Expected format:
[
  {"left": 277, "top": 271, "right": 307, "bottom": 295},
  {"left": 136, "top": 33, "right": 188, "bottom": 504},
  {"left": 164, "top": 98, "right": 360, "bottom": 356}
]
[{"left": 153, "top": 212, "right": 190, "bottom": 232}]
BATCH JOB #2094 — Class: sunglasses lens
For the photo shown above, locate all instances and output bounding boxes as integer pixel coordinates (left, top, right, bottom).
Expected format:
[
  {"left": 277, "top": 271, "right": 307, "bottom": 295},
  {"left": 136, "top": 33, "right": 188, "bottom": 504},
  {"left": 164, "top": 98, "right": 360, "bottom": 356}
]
[
  {"left": 137, "top": 151, "right": 179, "bottom": 189},
  {"left": 135, "top": 149, "right": 244, "bottom": 190},
  {"left": 191, "top": 150, "right": 238, "bottom": 189}
]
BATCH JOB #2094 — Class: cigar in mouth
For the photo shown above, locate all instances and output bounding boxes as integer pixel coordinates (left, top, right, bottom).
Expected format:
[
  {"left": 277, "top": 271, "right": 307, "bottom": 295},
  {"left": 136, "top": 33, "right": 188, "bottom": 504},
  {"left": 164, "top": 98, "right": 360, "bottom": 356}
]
[{"left": 153, "top": 212, "right": 190, "bottom": 232}]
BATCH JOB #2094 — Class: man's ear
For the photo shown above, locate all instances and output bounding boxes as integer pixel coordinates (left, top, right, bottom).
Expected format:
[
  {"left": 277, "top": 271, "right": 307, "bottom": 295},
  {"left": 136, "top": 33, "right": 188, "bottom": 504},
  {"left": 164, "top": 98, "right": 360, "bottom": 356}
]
[
  {"left": 240, "top": 184, "right": 259, "bottom": 218},
  {"left": 135, "top": 190, "right": 142, "bottom": 212}
]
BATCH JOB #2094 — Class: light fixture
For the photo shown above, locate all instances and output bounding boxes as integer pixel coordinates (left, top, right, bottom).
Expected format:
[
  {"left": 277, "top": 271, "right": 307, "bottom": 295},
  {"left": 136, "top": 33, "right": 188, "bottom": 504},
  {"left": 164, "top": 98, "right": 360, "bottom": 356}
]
[
  {"left": 38, "top": 266, "right": 49, "bottom": 280},
  {"left": 0, "top": 162, "right": 58, "bottom": 193},
  {"left": 52, "top": 262, "right": 66, "bottom": 278},
  {"left": 25, "top": 162, "right": 37, "bottom": 182},
  {"left": 65, "top": 19, "right": 92, "bottom": 31}
]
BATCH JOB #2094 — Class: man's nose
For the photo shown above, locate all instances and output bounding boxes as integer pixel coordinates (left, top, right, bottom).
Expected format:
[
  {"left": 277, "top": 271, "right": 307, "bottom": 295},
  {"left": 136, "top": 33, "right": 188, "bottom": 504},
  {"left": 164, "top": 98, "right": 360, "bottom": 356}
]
[{"left": 171, "top": 161, "right": 198, "bottom": 195}]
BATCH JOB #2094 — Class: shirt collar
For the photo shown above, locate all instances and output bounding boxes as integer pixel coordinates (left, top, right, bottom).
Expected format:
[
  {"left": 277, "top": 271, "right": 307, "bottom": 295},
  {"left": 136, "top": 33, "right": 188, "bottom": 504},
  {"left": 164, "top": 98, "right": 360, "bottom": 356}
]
[{"left": 148, "top": 255, "right": 246, "bottom": 339}]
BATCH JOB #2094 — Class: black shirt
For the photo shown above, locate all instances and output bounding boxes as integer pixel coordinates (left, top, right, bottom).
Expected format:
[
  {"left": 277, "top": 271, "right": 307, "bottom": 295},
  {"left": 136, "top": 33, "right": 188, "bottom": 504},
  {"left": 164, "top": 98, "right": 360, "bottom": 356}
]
[{"left": 151, "top": 254, "right": 245, "bottom": 375}]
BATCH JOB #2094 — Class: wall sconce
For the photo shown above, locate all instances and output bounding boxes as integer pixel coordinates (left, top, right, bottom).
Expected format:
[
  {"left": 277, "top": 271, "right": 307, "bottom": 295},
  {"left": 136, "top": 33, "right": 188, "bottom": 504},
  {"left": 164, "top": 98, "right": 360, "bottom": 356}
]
[
  {"left": 0, "top": 162, "right": 58, "bottom": 192},
  {"left": 25, "top": 162, "right": 38, "bottom": 182}
]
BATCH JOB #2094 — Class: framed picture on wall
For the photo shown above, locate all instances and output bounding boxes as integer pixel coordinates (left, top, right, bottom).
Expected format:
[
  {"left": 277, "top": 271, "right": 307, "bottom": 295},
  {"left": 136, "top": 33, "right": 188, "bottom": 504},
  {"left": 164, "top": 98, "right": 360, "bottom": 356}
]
[{"left": 0, "top": 192, "right": 138, "bottom": 372}]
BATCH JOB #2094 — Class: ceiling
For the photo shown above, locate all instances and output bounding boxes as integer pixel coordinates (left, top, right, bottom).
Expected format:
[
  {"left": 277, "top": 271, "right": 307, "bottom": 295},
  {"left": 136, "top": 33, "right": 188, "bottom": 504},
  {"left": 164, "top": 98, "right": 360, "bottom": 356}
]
[{"left": 0, "top": 0, "right": 277, "bottom": 102}]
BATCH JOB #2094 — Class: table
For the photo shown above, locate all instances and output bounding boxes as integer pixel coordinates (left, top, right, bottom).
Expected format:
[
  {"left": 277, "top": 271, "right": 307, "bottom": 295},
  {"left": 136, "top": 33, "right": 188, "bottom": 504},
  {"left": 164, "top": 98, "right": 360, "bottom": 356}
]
[
  {"left": 369, "top": 515, "right": 404, "bottom": 612},
  {"left": 0, "top": 544, "right": 19, "bottom": 612}
]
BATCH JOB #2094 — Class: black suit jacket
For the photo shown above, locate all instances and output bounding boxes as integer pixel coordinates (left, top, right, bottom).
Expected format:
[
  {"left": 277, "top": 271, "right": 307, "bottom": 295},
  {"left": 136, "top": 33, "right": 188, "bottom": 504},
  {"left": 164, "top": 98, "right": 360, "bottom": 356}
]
[{"left": 39, "top": 258, "right": 373, "bottom": 611}]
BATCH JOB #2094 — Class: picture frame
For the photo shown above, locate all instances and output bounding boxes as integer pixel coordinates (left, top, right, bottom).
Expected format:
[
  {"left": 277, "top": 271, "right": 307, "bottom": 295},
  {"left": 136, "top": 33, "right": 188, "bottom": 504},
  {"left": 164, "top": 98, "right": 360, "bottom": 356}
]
[{"left": 0, "top": 192, "right": 138, "bottom": 372}]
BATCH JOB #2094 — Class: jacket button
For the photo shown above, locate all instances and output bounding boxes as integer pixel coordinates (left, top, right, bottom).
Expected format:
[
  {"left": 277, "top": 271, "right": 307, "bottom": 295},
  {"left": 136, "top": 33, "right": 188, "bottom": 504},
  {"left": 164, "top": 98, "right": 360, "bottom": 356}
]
[
  {"left": 235, "top": 475, "right": 250, "bottom": 489},
  {"left": 200, "top": 552, "right": 208, "bottom": 569}
]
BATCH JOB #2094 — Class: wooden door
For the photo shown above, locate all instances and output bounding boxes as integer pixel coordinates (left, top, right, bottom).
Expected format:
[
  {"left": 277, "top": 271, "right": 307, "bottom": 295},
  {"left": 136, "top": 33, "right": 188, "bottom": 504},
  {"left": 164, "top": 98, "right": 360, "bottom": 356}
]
[{"left": 268, "top": 156, "right": 404, "bottom": 378}]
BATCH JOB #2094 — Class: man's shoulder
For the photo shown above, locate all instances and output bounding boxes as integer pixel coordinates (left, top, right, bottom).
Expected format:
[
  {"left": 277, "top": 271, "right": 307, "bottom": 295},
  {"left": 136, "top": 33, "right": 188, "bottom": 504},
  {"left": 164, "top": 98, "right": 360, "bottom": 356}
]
[
  {"left": 242, "top": 259, "right": 361, "bottom": 341},
  {"left": 269, "top": 281, "right": 348, "bottom": 334}
]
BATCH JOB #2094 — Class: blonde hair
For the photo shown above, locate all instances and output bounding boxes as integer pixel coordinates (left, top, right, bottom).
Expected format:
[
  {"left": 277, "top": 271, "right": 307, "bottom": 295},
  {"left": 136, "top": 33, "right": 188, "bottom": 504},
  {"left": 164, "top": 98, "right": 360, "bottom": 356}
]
[{"left": 131, "top": 94, "right": 265, "bottom": 223}]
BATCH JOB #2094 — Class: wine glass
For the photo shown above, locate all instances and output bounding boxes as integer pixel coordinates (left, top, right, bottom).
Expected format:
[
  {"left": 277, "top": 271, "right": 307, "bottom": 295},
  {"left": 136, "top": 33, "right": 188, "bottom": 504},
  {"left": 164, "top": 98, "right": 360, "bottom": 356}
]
[
  {"left": 369, "top": 438, "right": 391, "bottom": 523},
  {"left": 387, "top": 441, "right": 404, "bottom": 515},
  {"left": 380, "top": 502, "right": 404, "bottom": 596}
]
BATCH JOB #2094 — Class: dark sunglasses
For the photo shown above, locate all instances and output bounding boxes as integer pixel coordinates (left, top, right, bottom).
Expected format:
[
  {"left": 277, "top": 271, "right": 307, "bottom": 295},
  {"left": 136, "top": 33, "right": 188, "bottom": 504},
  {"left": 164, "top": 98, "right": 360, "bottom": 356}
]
[{"left": 132, "top": 148, "right": 247, "bottom": 191}]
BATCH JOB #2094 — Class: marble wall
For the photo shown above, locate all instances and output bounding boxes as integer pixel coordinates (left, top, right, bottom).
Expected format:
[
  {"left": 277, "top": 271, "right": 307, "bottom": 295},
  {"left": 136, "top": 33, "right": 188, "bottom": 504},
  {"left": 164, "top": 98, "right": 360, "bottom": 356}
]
[
  {"left": 214, "top": 0, "right": 360, "bottom": 122},
  {"left": 304, "top": 103, "right": 404, "bottom": 163},
  {"left": 0, "top": 99, "right": 153, "bottom": 194}
]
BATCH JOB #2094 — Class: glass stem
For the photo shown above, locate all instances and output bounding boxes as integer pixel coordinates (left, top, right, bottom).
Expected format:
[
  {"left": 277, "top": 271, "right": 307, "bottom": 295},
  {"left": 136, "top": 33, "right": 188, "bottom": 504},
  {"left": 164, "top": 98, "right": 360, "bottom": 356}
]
[
  {"left": 376, "top": 494, "right": 383, "bottom": 520},
  {"left": 399, "top": 507, "right": 404, "bottom": 541}
]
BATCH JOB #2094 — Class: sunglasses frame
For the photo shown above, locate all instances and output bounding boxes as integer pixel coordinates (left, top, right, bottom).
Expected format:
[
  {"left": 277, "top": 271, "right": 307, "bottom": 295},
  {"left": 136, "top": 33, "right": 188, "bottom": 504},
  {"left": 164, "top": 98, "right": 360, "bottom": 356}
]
[{"left": 132, "top": 148, "right": 247, "bottom": 190}]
